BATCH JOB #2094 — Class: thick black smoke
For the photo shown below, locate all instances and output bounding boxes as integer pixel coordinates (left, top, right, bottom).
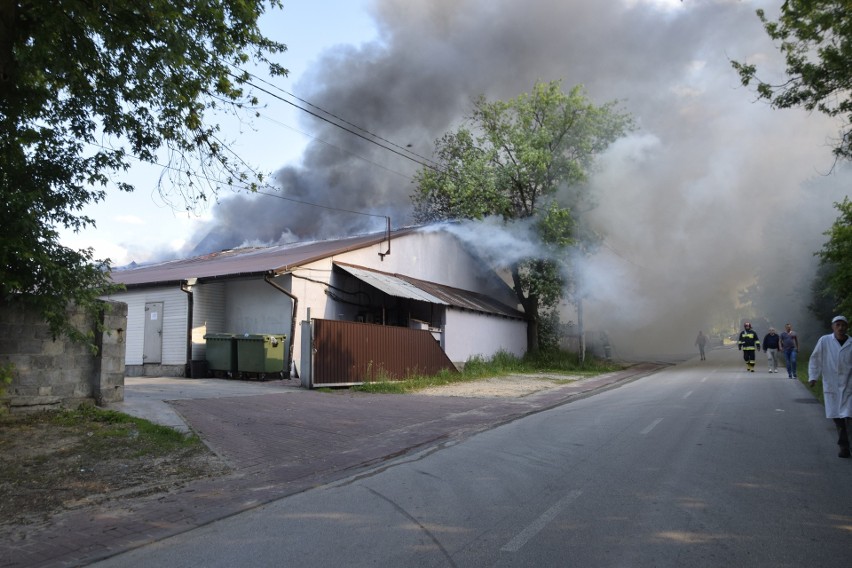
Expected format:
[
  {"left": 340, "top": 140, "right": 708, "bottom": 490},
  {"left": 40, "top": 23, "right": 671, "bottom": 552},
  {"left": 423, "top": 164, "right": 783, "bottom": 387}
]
[{"left": 187, "top": 0, "right": 848, "bottom": 354}]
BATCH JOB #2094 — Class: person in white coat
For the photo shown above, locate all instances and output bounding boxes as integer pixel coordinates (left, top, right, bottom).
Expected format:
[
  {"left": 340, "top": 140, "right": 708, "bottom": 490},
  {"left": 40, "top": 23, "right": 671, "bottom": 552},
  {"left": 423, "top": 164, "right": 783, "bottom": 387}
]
[{"left": 808, "top": 315, "right": 852, "bottom": 458}]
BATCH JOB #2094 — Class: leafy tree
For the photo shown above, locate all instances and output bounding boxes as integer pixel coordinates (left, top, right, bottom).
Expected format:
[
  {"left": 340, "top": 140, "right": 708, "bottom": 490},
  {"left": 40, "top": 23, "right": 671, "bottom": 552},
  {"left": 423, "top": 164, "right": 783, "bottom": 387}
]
[
  {"left": 0, "top": 1, "right": 285, "bottom": 340},
  {"left": 412, "top": 81, "right": 633, "bottom": 352},
  {"left": 731, "top": 1, "right": 852, "bottom": 161},
  {"left": 813, "top": 197, "right": 852, "bottom": 316},
  {"left": 808, "top": 261, "right": 838, "bottom": 325}
]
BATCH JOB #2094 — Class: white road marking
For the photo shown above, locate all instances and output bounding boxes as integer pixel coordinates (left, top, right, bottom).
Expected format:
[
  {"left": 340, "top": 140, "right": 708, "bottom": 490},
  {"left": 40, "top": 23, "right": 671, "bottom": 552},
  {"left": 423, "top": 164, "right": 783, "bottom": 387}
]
[
  {"left": 501, "top": 490, "right": 583, "bottom": 552},
  {"left": 700, "top": 376, "right": 708, "bottom": 383},
  {"left": 683, "top": 390, "right": 694, "bottom": 399},
  {"left": 641, "top": 418, "right": 664, "bottom": 435}
]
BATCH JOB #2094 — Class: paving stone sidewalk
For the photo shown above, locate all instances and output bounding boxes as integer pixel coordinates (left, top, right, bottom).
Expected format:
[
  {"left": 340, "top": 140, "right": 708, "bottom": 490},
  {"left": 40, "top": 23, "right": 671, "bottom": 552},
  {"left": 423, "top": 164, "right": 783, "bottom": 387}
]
[{"left": 1, "top": 363, "right": 661, "bottom": 568}]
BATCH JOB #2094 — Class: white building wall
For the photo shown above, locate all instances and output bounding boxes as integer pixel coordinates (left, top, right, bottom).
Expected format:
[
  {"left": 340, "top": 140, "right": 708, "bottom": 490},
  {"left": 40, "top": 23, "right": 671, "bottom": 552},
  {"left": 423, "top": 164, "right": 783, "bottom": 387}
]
[
  {"left": 223, "top": 278, "right": 292, "bottom": 335},
  {"left": 284, "top": 264, "right": 334, "bottom": 377},
  {"left": 444, "top": 309, "right": 527, "bottom": 364},
  {"left": 217, "top": 278, "right": 294, "bottom": 370},
  {"left": 331, "top": 231, "right": 519, "bottom": 308},
  {"left": 105, "top": 287, "right": 187, "bottom": 366}
]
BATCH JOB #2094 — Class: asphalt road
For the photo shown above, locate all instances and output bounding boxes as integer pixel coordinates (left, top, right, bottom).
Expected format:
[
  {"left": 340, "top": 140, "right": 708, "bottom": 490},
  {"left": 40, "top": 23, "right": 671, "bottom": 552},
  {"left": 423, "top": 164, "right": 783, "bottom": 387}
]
[{"left": 92, "top": 349, "right": 852, "bottom": 567}]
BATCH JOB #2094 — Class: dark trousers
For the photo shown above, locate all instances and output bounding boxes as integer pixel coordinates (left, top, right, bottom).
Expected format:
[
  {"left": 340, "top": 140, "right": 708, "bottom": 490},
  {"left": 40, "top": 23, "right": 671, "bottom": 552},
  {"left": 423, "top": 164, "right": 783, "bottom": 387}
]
[
  {"left": 742, "top": 349, "right": 756, "bottom": 370},
  {"left": 834, "top": 418, "right": 850, "bottom": 449}
]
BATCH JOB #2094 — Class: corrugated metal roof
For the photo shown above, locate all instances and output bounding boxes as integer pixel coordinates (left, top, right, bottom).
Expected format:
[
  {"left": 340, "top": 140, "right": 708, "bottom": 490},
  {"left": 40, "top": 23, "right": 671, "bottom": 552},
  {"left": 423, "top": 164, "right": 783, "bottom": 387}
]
[
  {"left": 109, "top": 229, "right": 412, "bottom": 286},
  {"left": 335, "top": 264, "right": 448, "bottom": 305},
  {"left": 335, "top": 262, "right": 525, "bottom": 320},
  {"left": 107, "top": 227, "right": 525, "bottom": 321}
]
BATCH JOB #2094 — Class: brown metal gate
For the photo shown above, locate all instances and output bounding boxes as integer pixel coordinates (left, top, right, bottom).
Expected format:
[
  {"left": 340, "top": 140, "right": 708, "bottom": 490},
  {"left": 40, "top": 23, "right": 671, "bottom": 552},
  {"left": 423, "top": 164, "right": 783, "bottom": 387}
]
[{"left": 310, "top": 319, "right": 457, "bottom": 387}]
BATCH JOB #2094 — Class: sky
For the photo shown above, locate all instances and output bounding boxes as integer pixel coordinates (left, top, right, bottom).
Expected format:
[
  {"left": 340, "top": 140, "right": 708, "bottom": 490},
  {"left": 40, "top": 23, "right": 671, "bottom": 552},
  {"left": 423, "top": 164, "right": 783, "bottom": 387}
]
[
  {"left": 60, "top": 0, "right": 382, "bottom": 265},
  {"left": 59, "top": 0, "right": 851, "bottom": 355}
]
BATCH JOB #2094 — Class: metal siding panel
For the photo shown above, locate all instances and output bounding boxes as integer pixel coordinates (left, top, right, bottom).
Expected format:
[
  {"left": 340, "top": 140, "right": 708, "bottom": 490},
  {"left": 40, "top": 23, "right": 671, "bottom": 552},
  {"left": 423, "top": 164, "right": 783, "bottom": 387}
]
[
  {"left": 312, "top": 319, "right": 456, "bottom": 386},
  {"left": 161, "top": 291, "right": 189, "bottom": 364},
  {"left": 122, "top": 295, "right": 146, "bottom": 365},
  {"left": 191, "top": 282, "right": 225, "bottom": 360}
]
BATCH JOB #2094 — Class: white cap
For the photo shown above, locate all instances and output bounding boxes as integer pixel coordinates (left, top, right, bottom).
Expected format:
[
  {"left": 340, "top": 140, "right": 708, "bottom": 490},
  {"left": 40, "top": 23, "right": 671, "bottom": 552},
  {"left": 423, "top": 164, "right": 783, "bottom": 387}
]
[{"left": 832, "top": 315, "right": 848, "bottom": 324}]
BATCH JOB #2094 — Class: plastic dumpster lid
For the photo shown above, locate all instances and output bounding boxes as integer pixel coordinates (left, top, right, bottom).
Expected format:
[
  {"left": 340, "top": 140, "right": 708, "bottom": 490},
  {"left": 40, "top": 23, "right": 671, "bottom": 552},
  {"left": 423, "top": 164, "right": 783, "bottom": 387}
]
[
  {"left": 237, "top": 333, "right": 286, "bottom": 338},
  {"left": 238, "top": 333, "right": 267, "bottom": 340}
]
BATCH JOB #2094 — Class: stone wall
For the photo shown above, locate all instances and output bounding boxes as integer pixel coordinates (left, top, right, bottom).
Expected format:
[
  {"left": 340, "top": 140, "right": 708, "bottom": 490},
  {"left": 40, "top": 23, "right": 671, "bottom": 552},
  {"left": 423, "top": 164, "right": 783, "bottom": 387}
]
[{"left": 0, "top": 300, "right": 127, "bottom": 413}]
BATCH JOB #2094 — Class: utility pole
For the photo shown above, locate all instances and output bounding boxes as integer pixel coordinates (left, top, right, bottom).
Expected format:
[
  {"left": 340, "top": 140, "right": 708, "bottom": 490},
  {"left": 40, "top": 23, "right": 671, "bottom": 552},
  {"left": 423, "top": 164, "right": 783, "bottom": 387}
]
[
  {"left": 577, "top": 295, "right": 585, "bottom": 364},
  {"left": 573, "top": 207, "right": 589, "bottom": 365}
]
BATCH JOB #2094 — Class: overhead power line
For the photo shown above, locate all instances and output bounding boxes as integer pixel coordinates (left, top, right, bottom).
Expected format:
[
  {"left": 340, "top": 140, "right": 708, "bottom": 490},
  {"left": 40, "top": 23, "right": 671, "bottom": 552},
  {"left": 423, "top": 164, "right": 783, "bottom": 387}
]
[
  {"left": 85, "top": 140, "right": 390, "bottom": 220},
  {"left": 241, "top": 78, "right": 442, "bottom": 174},
  {"left": 236, "top": 67, "right": 439, "bottom": 167},
  {"left": 231, "top": 66, "right": 442, "bottom": 170},
  {"left": 86, "top": 65, "right": 457, "bottom": 223},
  {"left": 254, "top": 112, "right": 413, "bottom": 181}
]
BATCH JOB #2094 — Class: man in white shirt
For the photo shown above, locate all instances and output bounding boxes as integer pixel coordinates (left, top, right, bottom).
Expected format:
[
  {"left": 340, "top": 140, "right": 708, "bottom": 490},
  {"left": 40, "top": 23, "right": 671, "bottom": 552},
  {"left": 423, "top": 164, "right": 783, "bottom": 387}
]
[{"left": 808, "top": 315, "right": 852, "bottom": 458}]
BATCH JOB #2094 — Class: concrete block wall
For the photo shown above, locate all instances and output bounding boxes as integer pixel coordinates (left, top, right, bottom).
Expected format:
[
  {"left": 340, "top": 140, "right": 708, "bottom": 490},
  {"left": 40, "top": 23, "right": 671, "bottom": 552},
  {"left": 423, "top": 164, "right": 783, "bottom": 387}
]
[{"left": 0, "top": 300, "right": 127, "bottom": 413}]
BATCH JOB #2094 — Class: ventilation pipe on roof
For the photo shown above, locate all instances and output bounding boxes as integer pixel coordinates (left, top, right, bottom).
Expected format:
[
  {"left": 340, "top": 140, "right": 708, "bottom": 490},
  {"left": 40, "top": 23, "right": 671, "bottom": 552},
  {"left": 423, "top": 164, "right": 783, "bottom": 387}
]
[
  {"left": 378, "top": 216, "right": 391, "bottom": 261},
  {"left": 264, "top": 273, "right": 298, "bottom": 379},
  {"left": 180, "top": 278, "right": 197, "bottom": 377}
]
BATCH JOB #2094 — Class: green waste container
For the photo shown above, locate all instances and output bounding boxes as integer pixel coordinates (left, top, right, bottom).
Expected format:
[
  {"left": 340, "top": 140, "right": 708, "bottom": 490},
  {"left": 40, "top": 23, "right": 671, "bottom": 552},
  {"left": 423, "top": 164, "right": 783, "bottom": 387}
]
[
  {"left": 235, "top": 334, "right": 286, "bottom": 380},
  {"left": 204, "top": 333, "right": 237, "bottom": 378}
]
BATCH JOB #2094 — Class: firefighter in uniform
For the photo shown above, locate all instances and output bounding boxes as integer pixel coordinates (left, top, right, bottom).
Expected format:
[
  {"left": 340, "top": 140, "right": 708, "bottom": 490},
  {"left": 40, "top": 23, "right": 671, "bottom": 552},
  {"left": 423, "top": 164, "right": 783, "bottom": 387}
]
[{"left": 738, "top": 321, "right": 761, "bottom": 372}]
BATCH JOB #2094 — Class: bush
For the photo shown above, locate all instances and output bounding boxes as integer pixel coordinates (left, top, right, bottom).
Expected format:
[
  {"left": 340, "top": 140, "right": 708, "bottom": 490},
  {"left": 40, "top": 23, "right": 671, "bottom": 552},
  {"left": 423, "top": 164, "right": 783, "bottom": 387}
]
[
  {"left": 0, "top": 363, "right": 13, "bottom": 415},
  {"left": 353, "top": 348, "right": 623, "bottom": 394}
]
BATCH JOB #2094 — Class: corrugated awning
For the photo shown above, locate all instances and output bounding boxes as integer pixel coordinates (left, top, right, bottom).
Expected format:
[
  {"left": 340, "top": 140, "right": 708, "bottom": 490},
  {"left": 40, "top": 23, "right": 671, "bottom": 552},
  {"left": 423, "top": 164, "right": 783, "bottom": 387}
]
[
  {"left": 335, "top": 264, "right": 448, "bottom": 305},
  {"left": 334, "top": 262, "right": 525, "bottom": 320}
]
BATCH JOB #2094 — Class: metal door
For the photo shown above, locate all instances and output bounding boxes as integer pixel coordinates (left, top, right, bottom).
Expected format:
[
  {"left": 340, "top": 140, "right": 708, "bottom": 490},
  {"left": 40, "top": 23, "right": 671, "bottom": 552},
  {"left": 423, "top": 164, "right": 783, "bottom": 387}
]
[{"left": 143, "top": 302, "right": 164, "bottom": 364}]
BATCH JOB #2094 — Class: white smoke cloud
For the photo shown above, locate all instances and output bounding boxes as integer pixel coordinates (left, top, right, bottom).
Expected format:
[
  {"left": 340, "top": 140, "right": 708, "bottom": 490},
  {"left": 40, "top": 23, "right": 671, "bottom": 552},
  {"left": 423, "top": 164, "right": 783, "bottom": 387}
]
[{"left": 429, "top": 218, "right": 548, "bottom": 268}]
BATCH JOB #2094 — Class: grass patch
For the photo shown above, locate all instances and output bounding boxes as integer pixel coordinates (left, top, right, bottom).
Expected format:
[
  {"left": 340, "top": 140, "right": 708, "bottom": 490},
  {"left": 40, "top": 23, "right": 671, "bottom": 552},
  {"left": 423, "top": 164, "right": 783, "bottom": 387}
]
[
  {"left": 353, "top": 349, "right": 624, "bottom": 394},
  {"left": 49, "top": 404, "right": 201, "bottom": 456},
  {"left": 797, "top": 350, "right": 824, "bottom": 404}
]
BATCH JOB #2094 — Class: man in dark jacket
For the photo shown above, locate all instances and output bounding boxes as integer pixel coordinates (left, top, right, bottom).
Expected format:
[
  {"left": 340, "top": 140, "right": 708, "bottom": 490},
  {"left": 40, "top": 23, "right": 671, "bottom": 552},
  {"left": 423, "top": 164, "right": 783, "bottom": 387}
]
[
  {"left": 738, "top": 321, "right": 761, "bottom": 373},
  {"left": 763, "top": 327, "right": 781, "bottom": 373}
]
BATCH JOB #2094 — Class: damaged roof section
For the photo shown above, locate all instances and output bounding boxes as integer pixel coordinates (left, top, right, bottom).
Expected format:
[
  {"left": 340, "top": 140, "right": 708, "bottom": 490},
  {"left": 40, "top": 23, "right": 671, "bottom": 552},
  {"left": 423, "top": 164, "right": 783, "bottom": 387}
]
[{"left": 335, "top": 262, "right": 525, "bottom": 320}]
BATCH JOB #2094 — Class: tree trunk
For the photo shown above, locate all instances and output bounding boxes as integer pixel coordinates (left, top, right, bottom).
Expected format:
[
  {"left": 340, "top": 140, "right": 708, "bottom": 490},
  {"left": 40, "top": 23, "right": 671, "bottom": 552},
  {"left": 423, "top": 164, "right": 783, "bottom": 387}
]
[
  {"left": 576, "top": 296, "right": 585, "bottom": 364},
  {"left": 527, "top": 317, "right": 539, "bottom": 354},
  {"left": 511, "top": 265, "right": 539, "bottom": 354}
]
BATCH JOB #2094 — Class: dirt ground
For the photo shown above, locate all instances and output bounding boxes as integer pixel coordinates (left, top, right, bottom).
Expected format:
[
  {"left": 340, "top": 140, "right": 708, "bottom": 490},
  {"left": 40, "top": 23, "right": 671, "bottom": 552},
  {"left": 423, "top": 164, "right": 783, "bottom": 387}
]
[
  {"left": 417, "top": 373, "right": 581, "bottom": 397},
  {"left": 0, "top": 375, "right": 577, "bottom": 530},
  {"left": 0, "top": 410, "right": 230, "bottom": 529}
]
